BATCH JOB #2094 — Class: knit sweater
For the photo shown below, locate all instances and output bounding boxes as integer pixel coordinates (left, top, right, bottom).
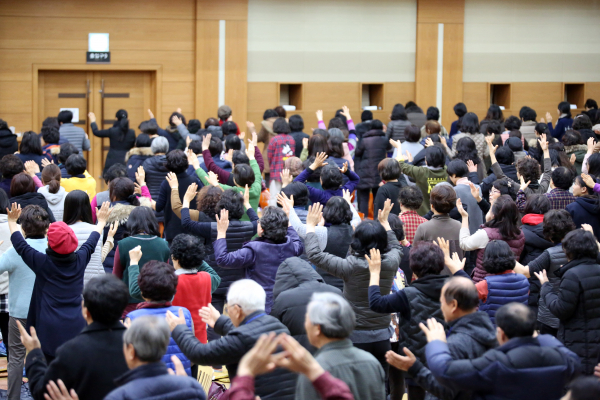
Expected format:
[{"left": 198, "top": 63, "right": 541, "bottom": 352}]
[{"left": 69, "top": 222, "right": 105, "bottom": 286}]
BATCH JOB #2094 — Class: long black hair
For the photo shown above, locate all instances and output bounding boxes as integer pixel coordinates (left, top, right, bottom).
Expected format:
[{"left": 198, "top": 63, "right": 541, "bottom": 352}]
[
  {"left": 484, "top": 195, "right": 521, "bottom": 239},
  {"left": 20, "top": 131, "right": 43, "bottom": 155},
  {"left": 455, "top": 136, "right": 481, "bottom": 164},
  {"left": 114, "top": 109, "right": 129, "bottom": 141},
  {"left": 127, "top": 206, "right": 160, "bottom": 236},
  {"left": 63, "top": 190, "right": 93, "bottom": 225}
]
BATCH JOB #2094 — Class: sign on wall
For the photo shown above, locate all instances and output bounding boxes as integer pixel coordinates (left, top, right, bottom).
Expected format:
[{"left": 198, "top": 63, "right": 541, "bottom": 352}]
[{"left": 87, "top": 33, "right": 110, "bottom": 63}]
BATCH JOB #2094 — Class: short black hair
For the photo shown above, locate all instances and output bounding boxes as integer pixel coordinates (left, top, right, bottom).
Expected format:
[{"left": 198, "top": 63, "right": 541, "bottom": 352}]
[
  {"left": 482, "top": 240, "right": 515, "bottom": 274},
  {"left": 42, "top": 117, "right": 59, "bottom": 129},
  {"left": 562, "top": 229, "right": 599, "bottom": 261},
  {"left": 138, "top": 261, "right": 178, "bottom": 302},
  {"left": 109, "top": 177, "right": 140, "bottom": 205},
  {"left": 391, "top": 104, "right": 408, "bottom": 121},
  {"left": 496, "top": 303, "right": 536, "bottom": 338},
  {"left": 188, "top": 140, "right": 203, "bottom": 155},
  {"left": 551, "top": 167, "right": 573, "bottom": 190},
  {"left": 378, "top": 158, "right": 401, "bottom": 181},
  {"left": 523, "top": 194, "right": 550, "bottom": 215},
  {"left": 0, "top": 189, "right": 8, "bottom": 215},
  {"left": 170, "top": 234, "right": 205, "bottom": 269},
  {"left": 486, "top": 121, "right": 502, "bottom": 136},
  {"left": 231, "top": 150, "right": 249, "bottom": 166},
  {"left": 0, "top": 154, "right": 24, "bottom": 179},
  {"left": 65, "top": 154, "right": 86, "bottom": 176},
  {"left": 83, "top": 275, "right": 129, "bottom": 325},
  {"left": 209, "top": 136, "right": 223, "bottom": 157},
  {"left": 263, "top": 109, "right": 279, "bottom": 120},
  {"left": 453, "top": 103, "right": 467, "bottom": 118},
  {"left": 58, "top": 143, "right": 79, "bottom": 164},
  {"left": 139, "top": 120, "right": 158, "bottom": 136},
  {"left": 543, "top": 209, "right": 575, "bottom": 243},
  {"left": 516, "top": 157, "right": 541, "bottom": 183},
  {"left": 289, "top": 115, "right": 304, "bottom": 132},
  {"left": 127, "top": 206, "right": 160, "bottom": 236},
  {"left": 443, "top": 277, "right": 480, "bottom": 311},
  {"left": 568, "top": 377, "right": 600, "bottom": 400},
  {"left": 351, "top": 220, "right": 388, "bottom": 257},
  {"left": 558, "top": 101, "right": 572, "bottom": 118},
  {"left": 426, "top": 107, "right": 440, "bottom": 121},
  {"left": 460, "top": 113, "right": 480, "bottom": 134},
  {"left": 103, "top": 163, "right": 127, "bottom": 184},
  {"left": 260, "top": 207, "right": 288, "bottom": 244},
  {"left": 187, "top": 119, "right": 201, "bottom": 133},
  {"left": 534, "top": 122, "right": 548, "bottom": 135},
  {"left": 320, "top": 164, "right": 343, "bottom": 191},
  {"left": 216, "top": 189, "right": 245, "bottom": 220},
  {"left": 405, "top": 125, "right": 421, "bottom": 143},
  {"left": 504, "top": 116, "right": 522, "bottom": 131},
  {"left": 221, "top": 121, "right": 238, "bottom": 136},
  {"left": 430, "top": 185, "right": 456, "bottom": 214},
  {"left": 63, "top": 190, "right": 93, "bottom": 225},
  {"left": 495, "top": 146, "right": 515, "bottom": 165},
  {"left": 20, "top": 131, "right": 43, "bottom": 156},
  {"left": 225, "top": 134, "right": 241, "bottom": 151},
  {"left": 447, "top": 159, "right": 469, "bottom": 178},
  {"left": 323, "top": 196, "right": 353, "bottom": 225},
  {"left": 370, "top": 119, "right": 384, "bottom": 131},
  {"left": 399, "top": 186, "right": 423, "bottom": 210},
  {"left": 57, "top": 110, "right": 73, "bottom": 124},
  {"left": 387, "top": 213, "right": 405, "bottom": 241},
  {"left": 424, "top": 146, "right": 445, "bottom": 168},
  {"left": 585, "top": 99, "right": 598, "bottom": 110},
  {"left": 232, "top": 164, "right": 255, "bottom": 188},
  {"left": 166, "top": 149, "right": 189, "bottom": 174},
  {"left": 20, "top": 205, "right": 50, "bottom": 237},
  {"left": 361, "top": 110, "right": 373, "bottom": 122},
  {"left": 280, "top": 182, "right": 309, "bottom": 207},
  {"left": 410, "top": 242, "right": 445, "bottom": 278},
  {"left": 521, "top": 107, "right": 537, "bottom": 122},
  {"left": 135, "top": 133, "right": 152, "bottom": 148},
  {"left": 41, "top": 126, "right": 60, "bottom": 145}
]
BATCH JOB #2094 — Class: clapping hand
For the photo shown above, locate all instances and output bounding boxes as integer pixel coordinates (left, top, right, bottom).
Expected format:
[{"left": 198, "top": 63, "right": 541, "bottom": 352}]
[
  {"left": 165, "top": 308, "right": 186, "bottom": 332},
  {"left": 385, "top": 348, "right": 416, "bottom": 372},
  {"left": 534, "top": 269, "right": 549, "bottom": 285},
  {"left": 277, "top": 192, "right": 294, "bottom": 217},
  {"left": 272, "top": 333, "right": 325, "bottom": 382},
  {"left": 305, "top": 203, "right": 323, "bottom": 230},
  {"left": 280, "top": 169, "right": 293, "bottom": 187},
  {"left": 166, "top": 172, "right": 179, "bottom": 189},
  {"left": 199, "top": 304, "right": 221, "bottom": 329},
  {"left": 168, "top": 356, "right": 187, "bottom": 377},
  {"left": 18, "top": 321, "right": 41, "bottom": 352},
  {"left": 24, "top": 161, "right": 40, "bottom": 176},
  {"left": 237, "top": 333, "right": 279, "bottom": 378},
  {"left": 419, "top": 318, "right": 447, "bottom": 343},
  {"left": 216, "top": 209, "right": 230, "bottom": 238},
  {"left": 310, "top": 152, "right": 328, "bottom": 170}
]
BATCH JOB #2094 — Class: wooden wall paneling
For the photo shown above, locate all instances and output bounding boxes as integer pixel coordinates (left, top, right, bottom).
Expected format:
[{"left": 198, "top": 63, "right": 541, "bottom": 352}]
[
  {"left": 511, "top": 82, "right": 562, "bottom": 119},
  {"left": 586, "top": 83, "right": 600, "bottom": 105},
  {"left": 225, "top": 20, "right": 248, "bottom": 125},
  {"left": 415, "top": 23, "right": 438, "bottom": 112},
  {"left": 441, "top": 24, "right": 463, "bottom": 130},
  {"left": 195, "top": 20, "right": 220, "bottom": 123},
  {"left": 417, "top": 0, "right": 465, "bottom": 24},
  {"left": 196, "top": 0, "right": 248, "bottom": 21},
  {"left": 247, "top": 82, "right": 278, "bottom": 112},
  {"left": 385, "top": 83, "right": 416, "bottom": 111},
  {"left": 462, "top": 82, "right": 488, "bottom": 120},
  {"left": 302, "top": 82, "right": 361, "bottom": 130}
]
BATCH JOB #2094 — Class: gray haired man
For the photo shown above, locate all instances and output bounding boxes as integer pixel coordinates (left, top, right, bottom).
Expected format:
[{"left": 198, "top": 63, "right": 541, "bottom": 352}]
[
  {"left": 104, "top": 316, "right": 205, "bottom": 400},
  {"left": 295, "top": 292, "right": 386, "bottom": 400}
]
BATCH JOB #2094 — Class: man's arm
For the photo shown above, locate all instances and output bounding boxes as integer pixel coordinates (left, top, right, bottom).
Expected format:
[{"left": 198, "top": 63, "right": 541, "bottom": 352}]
[
  {"left": 408, "top": 360, "right": 459, "bottom": 400},
  {"left": 172, "top": 324, "right": 247, "bottom": 366}
]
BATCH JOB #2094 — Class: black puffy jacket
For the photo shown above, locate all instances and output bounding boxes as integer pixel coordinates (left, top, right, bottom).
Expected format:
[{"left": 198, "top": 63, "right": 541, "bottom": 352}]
[
  {"left": 354, "top": 129, "right": 390, "bottom": 189},
  {"left": 541, "top": 257, "right": 600, "bottom": 375},
  {"left": 0, "top": 128, "right": 18, "bottom": 160},
  {"left": 142, "top": 155, "right": 169, "bottom": 221},
  {"left": 173, "top": 311, "right": 296, "bottom": 400},
  {"left": 521, "top": 219, "right": 553, "bottom": 308},
  {"left": 271, "top": 257, "right": 342, "bottom": 353},
  {"left": 11, "top": 192, "right": 56, "bottom": 222}
]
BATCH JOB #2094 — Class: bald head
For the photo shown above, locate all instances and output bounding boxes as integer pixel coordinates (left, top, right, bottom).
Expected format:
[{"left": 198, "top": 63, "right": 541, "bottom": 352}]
[
  {"left": 496, "top": 303, "right": 535, "bottom": 339},
  {"left": 443, "top": 277, "right": 479, "bottom": 311}
]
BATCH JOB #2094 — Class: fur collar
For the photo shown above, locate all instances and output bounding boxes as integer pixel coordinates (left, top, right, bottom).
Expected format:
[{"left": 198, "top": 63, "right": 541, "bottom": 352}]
[
  {"left": 125, "top": 147, "right": 154, "bottom": 162},
  {"left": 107, "top": 203, "right": 136, "bottom": 224}
]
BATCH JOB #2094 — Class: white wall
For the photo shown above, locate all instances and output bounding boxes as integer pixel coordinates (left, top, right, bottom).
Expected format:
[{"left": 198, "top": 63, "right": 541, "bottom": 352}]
[
  {"left": 247, "top": 0, "right": 417, "bottom": 82},
  {"left": 463, "top": 0, "right": 600, "bottom": 82}
]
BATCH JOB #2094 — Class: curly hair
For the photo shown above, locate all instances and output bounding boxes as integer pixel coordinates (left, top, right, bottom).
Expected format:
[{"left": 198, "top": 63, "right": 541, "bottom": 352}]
[
  {"left": 482, "top": 240, "right": 515, "bottom": 274},
  {"left": 410, "top": 242, "right": 445, "bottom": 278},
  {"left": 170, "top": 234, "right": 205, "bottom": 270},
  {"left": 350, "top": 220, "right": 388, "bottom": 257},
  {"left": 0, "top": 155, "right": 24, "bottom": 179},
  {"left": 138, "top": 261, "right": 178, "bottom": 302},
  {"left": 216, "top": 189, "right": 245, "bottom": 220},
  {"left": 259, "top": 207, "right": 288, "bottom": 244},
  {"left": 196, "top": 186, "right": 222, "bottom": 218},
  {"left": 399, "top": 186, "right": 424, "bottom": 210},
  {"left": 516, "top": 157, "right": 541, "bottom": 183},
  {"left": 20, "top": 205, "right": 50, "bottom": 237},
  {"left": 166, "top": 150, "right": 189, "bottom": 174},
  {"left": 543, "top": 210, "right": 575, "bottom": 243},
  {"left": 323, "top": 196, "right": 353, "bottom": 225},
  {"left": 562, "top": 229, "right": 598, "bottom": 261}
]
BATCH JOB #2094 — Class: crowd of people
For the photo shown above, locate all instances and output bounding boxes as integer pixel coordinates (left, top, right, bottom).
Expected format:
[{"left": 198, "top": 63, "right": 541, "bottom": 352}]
[{"left": 0, "top": 98, "right": 600, "bottom": 400}]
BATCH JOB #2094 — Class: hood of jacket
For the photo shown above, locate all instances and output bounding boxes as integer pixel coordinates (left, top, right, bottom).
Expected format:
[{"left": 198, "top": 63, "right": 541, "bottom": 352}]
[
  {"left": 206, "top": 125, "right": 223, "bottom": 139},
  {"left": 521, "top": 220, "right": 552, "bottom": 249},
  {"left": 410, "top": 274, "right": 447, "bottom": 299},
  {"left": 521, "top": 213, "right": 544, "bottom": 226},
  {"left": 144, "top": 155, "right": 169, "bottom": 173},
  {"left": 0, "top": 129, "right": 17, "bottom": 145},
  {"left": 38, "top": 186, "right": 67, "bottom": 205},
  {"left": 363, "top": 129, "right": 386, "bottom": 138},
  {"left": 574, "top": 196, "right": 600, "bottom": 215},
  {"left": 107, "top": 203, "right": 136, "bottom": 224},
  {"left": 449, "top": 311, "right": 498, "bottom": 348},
  {"left": 125, "top": 147, "right": 153, "bottom": 162},
  {"left": 11, "top": 191, "right": 48, "bottom": 206},
  {"left": 272, "top": 257, "right": 325, "bottom": 300}
]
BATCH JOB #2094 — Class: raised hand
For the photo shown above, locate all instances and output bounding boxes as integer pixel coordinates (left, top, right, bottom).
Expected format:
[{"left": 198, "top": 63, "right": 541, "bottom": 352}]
[
  {"left": 468, "top": 182, "right": 482, "bottom": 202},
  {"left": 183, "top": 182, "right": 198, "bottom": 205},
  {"left": 406, "top": 151, "right": 413, "bottom": 163},
  {"left": 538, "top": 133, "right": 548, "bottom": 151},
  {"left": 246, "top": 139, "right": 256, "bottom": 161},
  {"left": 385, "top": 348, "right": 416, "bottom": 372},
  {"left": 88, "top": 112, "right": 96, "bottom": 124},
  {"left": 587, "top": 136, "right": 596, "bottom": 155},
  {"left": 239, "top": 131, "right": 246, "bottom": 141},
  {"left": 306, "top": 203, "right": 323, "bottom": 229},
  {"left": 243, "top": 185, "right": 251, "bottom": 210},
  {"left": 280, "top": 169, "right": 293, "bottom": 187},
  {"left": 166, "top": 172, "right": 179, "bottom": 189},
  {"left": 485, "top": 135, "right": 498, "bottom": 156},
  {"left": 216, "top": 208, "right": 230, "bottom": 237},
  {"left": 96, "top": 201, "right": 111, "bottom": 228},
  {"left": 185, "top": 135, "right": 192, "bottom": 148},
  {"left": 168, "top": 355, "right": 188, "bottom": 377},
  {"left": 389, "top": 139, "right": 401, "bottom": 149},
  {"left": 570, "top": 153, "right": 576, "bottom": 165},
  {"left": 534, "top": 269, "right": 549, "bottom": 285},
  {"left": 339, "top": 162, "right": 348, "bottom": 174},
  {"left": 246, "top": 121, "right": 256, "bottom": 133},
  {"left": 206, "top": 171, "right": 220, "bottom": 187},
  {"left": 250, "top": 131, "right": 258, "bottom": 148},
  {"left": 581, "top": 173, "right": 596, "bottom": 189},
  {"left": 224, "top": 148, "right": 234, "bottom": 164},
  {"left": 277, "top": 192, "right": 294, "bottom": 216},
  {"left": 7, "top": 202, "right": 21, "bottom": 223},
  {"left": 545, "top": 112, "right": 552, "bottom": 123},
  {"left": 419, "top": 318, "right": 447, "bottom": 343},
  {"left": 340, "top": 105, "right": 351, "bottom": 120},
  {"left": 202, "top": 133, "right": 212, "bottom": 152},
  {"left": 581, "top": 223, "right": 594, "bottom": 235},
  {"left": 310, "top": 152, "right": 328, "bottom": 170},
  {"left": 365, "top": 248, "right": 381, "bottom": 276},
  {"left": 302, "top": 137, "right": 309, "bottom": 149},
  {"left": 186, "top": 148, "right": 200, "bottom": 170},
  {"left": 135, "top": 166, "right": 146, "bottom": 186},
  {"left": 147, "top": 109, "right": 155, "bottom": 119},
  {"left": 378, "top": 198, "right": 393, "bottom": 226},
  {"left": 315, "top": 110, "right": 323, "bottom": 121},
  {"left": 165, "top": 308, "right": 186, "bottom": 332},
  {"left": 107, "top": 221, "right": 119, "bottom": 240},
  {"left": 237, "top": 333, "right": 279, "bottom": 378},
  {"left": 18, "top": 321, "right": 41, "bottom": 352},
  {"left": 199, "top": 304, "right": 220, "bottom": 328},
  {"left": 456, "top": 198, "right": 468, "bottom": 218},
  {"left": 466, "top": 160, "right": 477, "bottom": 173},
  {"left": 272, "top": 333, "right": 324, "bottom": 382},
  {"left": 342, "top": 189, "right": 352, "bottom": 205},
  {"left": 172, "top": 115, "right": 183, "bottom": 126},
  {"left": 24, "top": 160, "right": 40, "bottom": 177},
  {"left": 436, "top": 237, "right": 451, "bottom": 259},
  {"left": 519, "top": 175, "right": 531, "bottom": 191},
  {"left": 41, "top": 158, "right": 53, "bottom": 168},
  {"left": 440, "top": 136, "right": 448, "bottom": 148},
  {"left": 424, "top": 137, "right": 434, "bottom": 148},
  {"left": 128, "top": 245, "right": 142, "bottom": 265}
]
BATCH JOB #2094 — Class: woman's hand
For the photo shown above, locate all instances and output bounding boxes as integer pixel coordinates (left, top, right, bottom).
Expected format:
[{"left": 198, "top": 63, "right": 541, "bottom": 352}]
[
  {"left": 281, "top": 169, "right": 293, "bottom": 187},
  {"left": 315, "top": 110, "right": 323, "bottom": 121},
  {"left": 305, "top": 203, "right": 323, "bottom": 232},
  {"left": 147, "top": 109, "right": 155, "bottom": 120},
  {"left": 172, "top": 115, "right": 183, "bottom": 126},
  {"left": 201, "top": 133, "right": 212, "bottom": 153},
  {"left": 339, "top": 162, "right": 348, "bottom": 174},
  {"left": 309, "top": 152, "right": 328, "bottom": 170},
  {"left": 88, "top": 112, "right": 97, "bottom": 124},
  {"left": 186, "top": 148, "right": 200, "bottom": 170},
  {"left": 340, "top": 105, "right": 351, "bottom": 121},
  {"left": 107, "top": 221, "right": 119, "bottom": 240},
  {"left": 342, "top": 189, "right": 353, "bottom": 205},
  {"left": 587, "top": 137, "right": 596, "bottom": 155},
  {"left": 302, "top": 137, "right": 309, "bottom": 149},
  {"left": 545, "top": 112, "right": 553, "bottom": 123},
  {"left": 246, "top": 121, "right": 256, "bottom": 133},
  {"left": 224, "top": 149, "right": 234, "bottom": 164},
  {"left": 216, "top": 209, "right": 229, "bottom": 239},
  {"left": 485, "top": 135, "right": 498, "bottom": 156},
  {"left": 166, "top": 172, "right": 179, "bottom": 189},
  {"left": 466, "top": 160, "right": 477, "bottom": 174},
  {"left": 377, "top": 198, "right": 393, "bottom": 230},
  {"left": 41, "top": 158, "right": 53, "bottom": 169},
  {"left": 128, "top": 245, "right": 142, "bottom": 265},
  {"left": 424, "top": 137, "right": 434, "bottom": 148},
  {"left": 182, "top": 183, "right": 198, "bottom": 207},
  {"left": 199, "top": 304, "right": 221, "bottom": 329},
  {"left": 206, "top": 171, "right": 220, "bottom": 187},
  {"left": 237, "top": 333, "right": 279, "bottom": 378},
  {"left": 96, "top": 202, "right": 112, "bottom": 231},
  {"left": 519, "top": 175, "right": 531, "bottom": 191},
  {"left": 243, "top": 184, "right": 252, "bottom": 210},
  {"left": 534, "top": 269, "right": 549, "bottom": 285},
  {"left": 135, "top": 166, "right": 146, "bottom": 187},
  {"left": 436, "top": 237, "right": 465, "bottom": 273},
  {"left": 468, "top": 182, "right": 482, "bottom": 202},
  {"left": 165, "top": 308, "right": 186, "bottom": 332},
  {"left": 366, "top": 248, "right": 382, "bottom": 285},
  {"left": 538, "top": 133, "right": 549, "bottom": 152},
  {"left": 456, "top": 198, "right": 468, "bottom": 219},
  {"left": 440, "top": 136, "right": 448, "bottom": 148},
  {"left": 277, "top": 192, "right": 294, "bottom": 217},
  {"left": 7, "top": 203, "right": 21, "bottom": 234}
]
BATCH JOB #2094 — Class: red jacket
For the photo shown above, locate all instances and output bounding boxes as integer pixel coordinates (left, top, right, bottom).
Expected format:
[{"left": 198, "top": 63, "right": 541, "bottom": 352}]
[{"left": 172, "top": 271, "right": 212, "bottom": 343}]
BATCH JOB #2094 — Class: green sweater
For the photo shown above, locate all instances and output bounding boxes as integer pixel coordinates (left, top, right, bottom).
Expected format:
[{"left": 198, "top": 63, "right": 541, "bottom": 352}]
[
  {"left": 399, "top": 161, "right": 448, "bottom": 216},
  {"left": 117, "top": 235, "right": 171, "bottom": 302},
  {"left": 195, "top": 159, "right": 262, "bottom": 221}
]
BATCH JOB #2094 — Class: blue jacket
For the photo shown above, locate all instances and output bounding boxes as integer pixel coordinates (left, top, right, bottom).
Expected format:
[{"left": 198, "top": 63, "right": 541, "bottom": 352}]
[
  {"left": 294, "top": 167, "right": 360, "bottom": 206},
  {"left": 479, "top": 273, "right": 529, "bottom": 325},
  {"left": 104, "top": 362, "right": 206, "bottom": 400},
  {"left": 426, "top": 335, "right": 580, "bottom": 400},
  {"left": 548, "top": 117, "right": 573, "bottom": 142},
  {"left": 127, "top": 306, "right": 194, "bottom": 375},
  {"left": 11, "top": 230, "right": 100, "bottom": 357},
  {"left": 213, "top": 227, "right": 304, "bottom": 313}
]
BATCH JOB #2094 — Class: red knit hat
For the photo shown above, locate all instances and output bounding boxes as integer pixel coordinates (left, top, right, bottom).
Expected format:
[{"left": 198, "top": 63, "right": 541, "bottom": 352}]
[{"left": 47, "top": 222, "right": 78, "bottom": 255}]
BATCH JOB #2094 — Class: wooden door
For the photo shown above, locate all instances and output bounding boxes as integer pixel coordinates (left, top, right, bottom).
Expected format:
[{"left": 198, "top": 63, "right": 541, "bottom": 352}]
[{"left": 38, "top": 70, "right": 155, "bottom": 192}]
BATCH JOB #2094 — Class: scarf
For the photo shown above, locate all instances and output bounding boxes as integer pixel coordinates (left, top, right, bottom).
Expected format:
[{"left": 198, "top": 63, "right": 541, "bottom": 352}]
[{"left": 136, "top": 301, "right": 172, "bottom": 310}]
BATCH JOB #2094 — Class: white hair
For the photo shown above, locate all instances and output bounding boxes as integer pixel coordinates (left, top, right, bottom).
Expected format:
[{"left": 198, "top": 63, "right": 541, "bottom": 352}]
[
  {"left": 227, "top": 279, "right": 265, "bottom": 314},
  {"left": 307, "top": 292, "right": 355, "bottom": 339},
  {"left": 151, "top": 136, "right": 169, "bottom": 154}
]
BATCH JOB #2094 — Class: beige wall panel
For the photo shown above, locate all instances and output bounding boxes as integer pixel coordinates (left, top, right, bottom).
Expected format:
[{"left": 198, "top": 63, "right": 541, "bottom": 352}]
[
  {"left": 586, "top": 83, "right": 600, "bottom": 103},
  {"left": 462, "top": 82, "right": 488, "bottom": 120},
  {"left": 1, "top": 114, "right": 32, "bottom": 133},
  {"left": 225, "top": 21, "right": 248, "bottom": 125},
  {"left": 302, "top": 82, "right": 360, "bottom": 124},
  {"left": 417, "top": 0, "right": 465, "bottom": 24},
  {"left": 197, "top": 0, "right": 248, "bottom": 20},
  {"left": 511, "top": 83, "right": 563, "bottom": 118},
  {"left": 415, "top": 23, "right": 438, "bottom": 112},
  {"left": 247, "top": 82, "right": 278, "bottom": 113},
  {"left": 385, "top": 82, "right": 416, "bottom": 111},
  {"left": 195, "top": 20, "right": 220, "bottom": 122},
  {"left": 162, "top": 82, "right": 195, "bottom": 115},
  {"left": 441, "top": 24, "right": 464, "bottom": 129},
  {"left": 0, "top": 81, "right": 31, "bottom": 114},
  {"left": 0, "top": 0, "right": 195, "bottom": 19}
]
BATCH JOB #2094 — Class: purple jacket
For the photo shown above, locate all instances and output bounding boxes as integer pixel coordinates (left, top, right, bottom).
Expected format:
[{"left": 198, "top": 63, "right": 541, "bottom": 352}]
[
  {"left": 213, "top": 227, "right": 304, "bottom": 313},
  {"left": 294, "top": 167, "right": 360, "bottom": 205}
]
